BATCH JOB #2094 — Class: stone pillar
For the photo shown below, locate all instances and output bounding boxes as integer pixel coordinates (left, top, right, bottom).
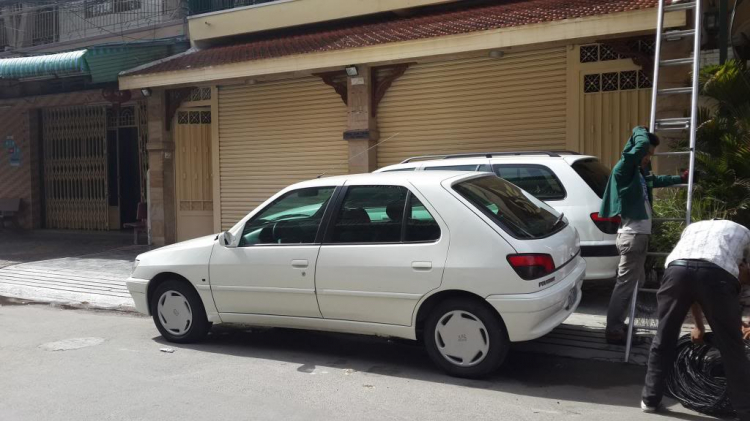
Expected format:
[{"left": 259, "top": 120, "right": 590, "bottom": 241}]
[
  {"left": 344, "top": 65, "right": 379, "bottom": 174},
  {"left": 146, "top": 89, "right": 176, "bottom": 246}
]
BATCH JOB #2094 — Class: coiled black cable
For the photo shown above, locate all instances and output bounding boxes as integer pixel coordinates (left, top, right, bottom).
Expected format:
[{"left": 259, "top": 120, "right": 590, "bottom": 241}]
[{"left": 666, "top": 333, "right": 750, "bottom": 417}]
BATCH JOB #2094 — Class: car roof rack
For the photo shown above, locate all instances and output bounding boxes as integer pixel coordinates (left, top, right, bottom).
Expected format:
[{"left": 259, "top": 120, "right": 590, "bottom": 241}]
[{"left": 399, "top": 150, "right": 581, "bottom": 164}]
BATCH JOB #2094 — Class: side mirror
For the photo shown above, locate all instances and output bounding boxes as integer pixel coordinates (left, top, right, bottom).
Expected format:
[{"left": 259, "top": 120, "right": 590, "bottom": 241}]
[{"left": 218, "top": 231, "right": 236, "bottom": 248}]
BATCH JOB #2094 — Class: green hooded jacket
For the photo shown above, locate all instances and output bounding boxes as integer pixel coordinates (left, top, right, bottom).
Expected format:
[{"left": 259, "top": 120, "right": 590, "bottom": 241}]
[{"left": 599, "top": 126, "right": 683, "bottom": 220}]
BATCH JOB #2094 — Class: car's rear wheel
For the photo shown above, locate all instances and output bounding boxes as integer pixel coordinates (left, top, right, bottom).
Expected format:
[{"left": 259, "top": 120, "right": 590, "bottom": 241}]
[
  {"left": 150, "top": 280, "right": 211, "bottom": 343},
  {"left": 424, "top": 298, "right": 508, "bottom": 378}
]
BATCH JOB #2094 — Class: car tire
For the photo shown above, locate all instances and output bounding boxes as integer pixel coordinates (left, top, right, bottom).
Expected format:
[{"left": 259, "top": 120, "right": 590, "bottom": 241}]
[
  {"left": 423, "top": 298, "right": 509, "bottom": 378},
  {"left": 150, "top": 279, "right": 211, "bottom": 343}
]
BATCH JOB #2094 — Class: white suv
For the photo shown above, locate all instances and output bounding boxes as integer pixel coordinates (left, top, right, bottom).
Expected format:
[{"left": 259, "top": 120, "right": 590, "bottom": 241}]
[
  {"left": 376, "top": 151, "right": 618, "bottom": 280},
  {"left": 127, "top": 172, "right": 584, "bottom": 378}
]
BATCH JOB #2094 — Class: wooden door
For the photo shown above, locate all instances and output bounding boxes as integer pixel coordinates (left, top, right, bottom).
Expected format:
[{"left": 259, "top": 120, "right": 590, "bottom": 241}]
[
  {"left": 175, "top": 109, "right": 214, "bottom": 242},
  {"left": 580, "top": 70, "right": 652, "bottom": 169}
]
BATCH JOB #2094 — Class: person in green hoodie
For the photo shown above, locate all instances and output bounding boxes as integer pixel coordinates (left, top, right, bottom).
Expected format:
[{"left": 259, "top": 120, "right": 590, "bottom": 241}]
[{"left": 600, "top": 126, "right": 688, "bottom": 345}]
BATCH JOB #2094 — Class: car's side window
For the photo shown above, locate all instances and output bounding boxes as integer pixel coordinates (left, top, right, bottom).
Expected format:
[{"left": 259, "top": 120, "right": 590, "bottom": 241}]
[
  {"left": 492, "top": 164, "right": 566, "bottom": 201},
  {"left": 405, "top": 196, "right": 441, "bottom": 242},
  {"left": 239, "top": 187, "right": 335, "bottom": 246},
  {"left": 328, "top": 185, "right": 441, "bottom": 244},
  {"left": 329, "top": 186, "right": 407, "bottom": 244}
]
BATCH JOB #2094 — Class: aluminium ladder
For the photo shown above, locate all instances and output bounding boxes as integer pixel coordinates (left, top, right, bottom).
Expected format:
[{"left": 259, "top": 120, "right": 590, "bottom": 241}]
[{"left": 624, "top": 0, "right": 702, "bottom": 363}]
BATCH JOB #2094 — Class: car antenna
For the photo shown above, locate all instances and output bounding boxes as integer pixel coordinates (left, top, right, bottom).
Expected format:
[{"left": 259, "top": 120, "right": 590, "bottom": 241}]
[{"left": 316, "top": 132, "right": 401, "bottom": 178}]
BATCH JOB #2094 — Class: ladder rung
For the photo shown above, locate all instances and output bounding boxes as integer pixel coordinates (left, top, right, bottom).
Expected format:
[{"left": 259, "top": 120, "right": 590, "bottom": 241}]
[
  {"left": 654, "top": 151, "right": 691, "bottom": 156},
  {"left": 663, "top": 29, "right": 696, "bottom": 40},
  {"left": 639, "top": 288, "right": 660, "bottom": 294},
  {"left": 653, "top": 217, "right": 685, "bottom": 222},
  {"left": 660, "top": 57, "right": 694, "bottom": 67},
  {"left": 658, "top": 87, "right": 693, "bottom": 95},
  {"left": 656, "top": 117, "right": 690, "bottom": 125},
  {"left": 647, "top": 252, "right": 671, "bottom": 257},
  {"left": 633, "top": 326, "right": 659, "bottom": 331},
  {"left": 654, "top": 125, "right": 689, "bottom": 132},
  {"left": 664, "top": 1, "right": 696, "bottom": 12}
]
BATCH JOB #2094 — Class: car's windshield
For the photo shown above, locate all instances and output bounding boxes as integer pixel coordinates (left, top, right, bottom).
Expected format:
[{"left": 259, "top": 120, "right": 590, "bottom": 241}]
[{"left": 453, "top": 175, "right": 563, "bottom": 239}]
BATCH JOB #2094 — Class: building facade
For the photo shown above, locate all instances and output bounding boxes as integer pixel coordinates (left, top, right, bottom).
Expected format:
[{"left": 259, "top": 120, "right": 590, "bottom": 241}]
[
  {"left": 0, "top": 0, "right": 194, "bottom": 231},
  {"left": 117, "top": 0, "right": 706, "bottom": 246}
]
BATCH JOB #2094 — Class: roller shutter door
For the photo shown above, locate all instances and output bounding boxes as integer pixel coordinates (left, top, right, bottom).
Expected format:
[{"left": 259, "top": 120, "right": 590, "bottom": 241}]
[
  {"left": 377, "top": 48, "right": 567, "bottom": 167},
  {"left": 218, "top": 77, "right": 347, "bottom": 229}
]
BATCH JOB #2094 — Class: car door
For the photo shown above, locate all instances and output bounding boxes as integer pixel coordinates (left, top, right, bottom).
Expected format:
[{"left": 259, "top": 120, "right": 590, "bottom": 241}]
[
  {"left": 314, "top": 183, "right": 449, "bottom": 326},
  {"left": 209, "top": 186, "right": 336, "bottom": 317}
]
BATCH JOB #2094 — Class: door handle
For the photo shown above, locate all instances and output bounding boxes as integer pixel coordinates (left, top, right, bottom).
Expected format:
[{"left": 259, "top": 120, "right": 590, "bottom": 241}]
[
  {"left": 291, "top": 259, "right": 309, "bottom": 269},
  {"left": 412, "top": 261, "right": 432, "bottom": 271}
]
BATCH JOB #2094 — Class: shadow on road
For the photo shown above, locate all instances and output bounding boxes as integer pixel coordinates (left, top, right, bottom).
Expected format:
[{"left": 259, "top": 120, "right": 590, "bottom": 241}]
[
  {"left": 0, "top": 230, "right": 138, "bottom": 268},
  {"left": 153, "top": 325, "right": 709, "bottom": 420}
]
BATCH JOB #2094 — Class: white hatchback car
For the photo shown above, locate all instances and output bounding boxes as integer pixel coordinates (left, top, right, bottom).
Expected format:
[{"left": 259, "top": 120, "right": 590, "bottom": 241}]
[
  {"left": 127, "top": 172, "right": 584, "bottom": 377},
  {"left": 376, "top": 151, "right": 619, "bottom": 280}
]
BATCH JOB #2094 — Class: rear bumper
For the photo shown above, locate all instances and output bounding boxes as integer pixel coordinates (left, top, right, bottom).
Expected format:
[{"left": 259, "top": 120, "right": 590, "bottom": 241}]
[
  {"left": 126, "top": 277, "right": 150, "bottom": 315},
  {"left": 486, "top": 256, "right": 585, "bottom": 342},
  {"left": 582, "top": 255, "right": 619, "bottom": 280},
  {"left": 580, "top": 242, "right": 618, "bottom": 280}
]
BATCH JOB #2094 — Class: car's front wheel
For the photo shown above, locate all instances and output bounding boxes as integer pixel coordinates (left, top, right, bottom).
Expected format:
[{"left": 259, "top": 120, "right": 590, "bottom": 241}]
[
  {"left": 150, "top": 280, "right": 211, "bottom": 343},
  {"left": 424, "top": 298, "right": 509, "bottom": 378}
]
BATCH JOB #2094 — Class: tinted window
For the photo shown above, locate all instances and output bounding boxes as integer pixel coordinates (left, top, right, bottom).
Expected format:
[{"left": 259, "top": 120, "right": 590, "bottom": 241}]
[
  {"left": 571, "top": 158, "right": 610, "bottom": 199},
  {"left": 493, "top": 164, "right": 566, "bottom": 201},
  {"left": 453, "top": 176, "right": 563, "bottom": 239},
  {"left": 239, "top": 187, "right": 334, "bottom": 246},
  {"left": 328, "top": 186, "right": 440, "bottom": 244},
  {"left": 406, "top": 196, "right": 441, "bottom": 242},
  {"left": 424, "top": 165, "right": 479, "bottom": 172}
]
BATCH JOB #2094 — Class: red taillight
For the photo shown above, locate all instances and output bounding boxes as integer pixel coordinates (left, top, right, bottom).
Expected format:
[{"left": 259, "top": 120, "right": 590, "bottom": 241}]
[
  {"left": 590, "top": 213, "right": 621, "bottom": 234},
  {"left": 507, "top": 254, "right": 555, "bottom": 280}
]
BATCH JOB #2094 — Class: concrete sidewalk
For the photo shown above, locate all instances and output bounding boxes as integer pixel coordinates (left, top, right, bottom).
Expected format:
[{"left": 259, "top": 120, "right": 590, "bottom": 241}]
[{"left": 0, "top": 245, "right": 148, "bottom": 311}]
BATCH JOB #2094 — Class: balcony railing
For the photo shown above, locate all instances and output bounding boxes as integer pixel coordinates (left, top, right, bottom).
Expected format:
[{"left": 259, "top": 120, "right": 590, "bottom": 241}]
[
  {"left": 186, "top": 0, "right": 279, "bottom": 16},
  {"left": 0, "top": 0, "right": 184, "bottom": 51}
]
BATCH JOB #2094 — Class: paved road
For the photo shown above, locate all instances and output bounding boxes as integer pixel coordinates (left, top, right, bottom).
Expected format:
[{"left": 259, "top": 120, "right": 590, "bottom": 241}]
[{"left": 0, "top": 302, "right": 711, "bottom": 421}]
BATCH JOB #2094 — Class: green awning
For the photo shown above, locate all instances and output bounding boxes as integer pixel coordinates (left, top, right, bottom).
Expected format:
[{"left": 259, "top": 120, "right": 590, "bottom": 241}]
[
  {"left": 86, "top": 42, "right": 188, "bottom": 84},
  {"left": 0, "top": 38, "right": 188, "bottom": 82},
  {"left": 0, "top": 50, "right": 89, "bottom": 79}
]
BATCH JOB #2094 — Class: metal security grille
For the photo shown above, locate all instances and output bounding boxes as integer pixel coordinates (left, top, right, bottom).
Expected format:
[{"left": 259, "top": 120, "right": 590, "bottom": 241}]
[
  {"left": 217, "top": 77, "right": 347, "bottom": 229},
  {"left": 42, "top": 106, "right": 108, "bottom": 230},
  {"left": 377, "top": 48, "right": 568, "bottom": 167}
]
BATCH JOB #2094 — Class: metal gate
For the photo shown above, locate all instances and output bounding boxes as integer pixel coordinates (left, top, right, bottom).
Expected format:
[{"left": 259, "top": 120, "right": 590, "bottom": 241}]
[{"left": 42, "top": 106, "right": 109, "bottom": 230}]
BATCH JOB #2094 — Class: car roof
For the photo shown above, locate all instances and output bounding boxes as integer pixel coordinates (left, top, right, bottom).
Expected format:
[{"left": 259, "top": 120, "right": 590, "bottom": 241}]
[{"left": 289, "top": 170, "right": 482, "bottom": 189}]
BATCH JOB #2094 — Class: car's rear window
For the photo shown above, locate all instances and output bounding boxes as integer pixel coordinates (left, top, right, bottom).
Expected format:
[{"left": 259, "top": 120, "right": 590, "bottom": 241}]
[
  {"left": 453, "top": 175, "right": 564, "bottom": 239},
  {"left": 571, "top": 159, "right": 610, "bottom": 199}
]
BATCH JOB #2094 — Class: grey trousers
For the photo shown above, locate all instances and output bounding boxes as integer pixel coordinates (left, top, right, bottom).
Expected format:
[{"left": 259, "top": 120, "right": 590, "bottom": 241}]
[{"left": 607, "top": 233, "right": 650, "bottom": 333}]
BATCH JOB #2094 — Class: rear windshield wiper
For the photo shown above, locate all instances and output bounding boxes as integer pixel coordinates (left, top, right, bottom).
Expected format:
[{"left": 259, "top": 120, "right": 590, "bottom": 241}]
[{"left": 552, "top": 212, "right": 566, "bottom": 229}]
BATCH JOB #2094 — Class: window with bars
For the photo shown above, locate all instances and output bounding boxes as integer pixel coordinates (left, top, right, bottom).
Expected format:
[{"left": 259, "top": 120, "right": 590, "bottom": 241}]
[
  {"left": 0, "top": 20, "right": 8, "bottom": 48},
  {"left": 32, "top": 6, "right": 58, "bottom": 46},
  {"left": 185, "top": 87, "right": 212, "bottom": 102},
  {"left": 85, "top": 0, "right": 141, "bottom": 18},
  {"left": 583, "top": 70, "right": 652, "bottom": 93},
  {"left": 579, "top": 41, "right": 656, "bottom": 64},
  {"left": 177, "top": 111, "right": 212, "bottom": 125}
]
